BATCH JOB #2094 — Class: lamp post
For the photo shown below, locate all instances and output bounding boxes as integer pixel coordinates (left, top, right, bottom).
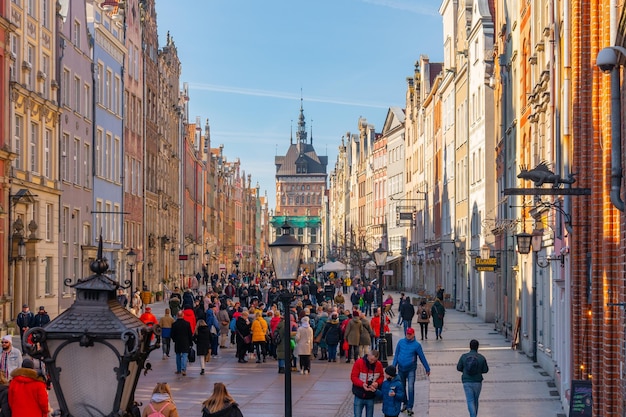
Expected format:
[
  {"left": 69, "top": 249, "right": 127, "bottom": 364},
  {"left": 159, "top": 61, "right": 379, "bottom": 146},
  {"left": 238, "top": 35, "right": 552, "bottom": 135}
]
[
  {"left": 126, "top": 248, "right": 137, "bottom": 308},
  {"left": 372, "top": 242, "right": 388, "bottom": 367},
  {"left": 269, "top": 222, "right": 304, "bottom": 417},
  {"left": 24, "top": 237, "right": 159, "bottom": 416}
]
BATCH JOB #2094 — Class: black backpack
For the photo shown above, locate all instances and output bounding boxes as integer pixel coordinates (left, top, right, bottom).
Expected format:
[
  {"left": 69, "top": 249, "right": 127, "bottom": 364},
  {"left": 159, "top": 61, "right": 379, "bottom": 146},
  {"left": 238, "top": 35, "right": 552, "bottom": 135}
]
[
  {"left": 420, "top": 309, "right": 428, "bottom": 320},
  {"left": 464, "top": 354, "right": 480, "bottom": 375}
]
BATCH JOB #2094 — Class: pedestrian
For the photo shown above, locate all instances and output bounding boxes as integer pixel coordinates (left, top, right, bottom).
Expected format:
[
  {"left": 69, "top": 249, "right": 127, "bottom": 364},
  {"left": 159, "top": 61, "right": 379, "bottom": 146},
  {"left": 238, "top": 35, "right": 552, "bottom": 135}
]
[
  {"left": 396, "top": 293, "right": 405, "bottom": 327},
  {"left": 16, "top": 304, "right": 33, "bottom": 341},
  {"left": 322, "top": 312, "right": 341, "bottom": 362},
  {"left": 250, "top": 311, "right": 268, "bottom": 363},
  {"left": 457, "top": 339, "right": 489, "bottom": 417},
  {"left": 132, "top": 291, "right": 143, "bottom": 316},
  {"left": 436, "top": 285, "right": 445, "bottom": 301},
  {"left": 194, "top": 319, "right": 212, "bottom": 375},
  {"left": 205, "top": 306, "right": 221, "bottom": 358},
  {"left": 31, "top": 306, "right": 50, "bottom": 328},
  {"left": 398, "top": 297, "right": 415, "bottom": 336},
  {"left": 201, "top": 382, "right": 243, "bottom": 417},
  {"left": 314, "top": 311, "right": 328, "bottom": 360},
  {"left": 142, "top": 382, "right": 178, "bottom": 417},
  {"left": 235, "top": 310, "right": 252, "bottom": 363},
  {"left": 358, "top": 315, "right": 374, "bottom": 357},
  {"left": 344, "top": 311, "right": 362, "bottom": 363},
  {"left": 117, "top": 289, "right": 128, "bottom": 308},
  {"left": 170, "top": 310, "right": 193, "bottom": 376},
  {"left": 8, "top": 358, "right": 50, "bottom": 417},
  {"left": 391, "top": 327, "right": 431, "bottom": 416},
  {"left": 370, "top": 307, "right": 390, "bottom": 351},
  {"left": 350, "top": 349, "right": 384, "bottom": 417},
  {"left": 0, "top": 336, "right": 22, "bottom": 381},
  {"left": 0, "top": 372, "right": 9, "bottom": 417},
  {"left": 159, "top": 308, "right": 175, "bottom": 359},
  {"left": 376, "top": 365, "right": 406, "bottom": 417},
  {"left": 169, "top": 290, "right": 182, "bottom": 317},
  {"left": 431, "top": 298, "right": 446, "bottom": 340},
  {"left": 416, "top": 300, "right": 431, "bottom": 340},
  {"left": 216, "top": 304, "right": 231, "bottom": 349},
  {"left": 182, "top": 304, "right": 197, "bottom": 334},
  {"left": 139, "top": 306, "right": 158, "bottom": 326},
  {"left": 295, "top": 316, "right": 314, "bottom": 374},
  {"left": 141, "top": 382, "right": 178, "bottom": 417}
]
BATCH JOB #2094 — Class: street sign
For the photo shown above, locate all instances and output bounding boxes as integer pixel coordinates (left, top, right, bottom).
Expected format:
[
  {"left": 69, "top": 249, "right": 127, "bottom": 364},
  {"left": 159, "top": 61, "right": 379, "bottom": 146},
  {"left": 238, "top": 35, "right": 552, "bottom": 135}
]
[
  {"left": 474, "top": 256, "right": 498, "bottom": 272},
  {"left": 178, "top": 254, "right": 188, "bottom": 261}
]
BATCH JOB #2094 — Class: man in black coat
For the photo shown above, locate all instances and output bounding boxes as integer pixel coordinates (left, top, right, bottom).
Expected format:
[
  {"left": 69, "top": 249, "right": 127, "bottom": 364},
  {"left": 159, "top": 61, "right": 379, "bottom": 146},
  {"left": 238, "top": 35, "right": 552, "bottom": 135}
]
[
  {"left": 170, "top": 311, "right": 193, "bottom": 376},
  {"left": 399, "top": 297, "right": 416, "bottom": 336}
]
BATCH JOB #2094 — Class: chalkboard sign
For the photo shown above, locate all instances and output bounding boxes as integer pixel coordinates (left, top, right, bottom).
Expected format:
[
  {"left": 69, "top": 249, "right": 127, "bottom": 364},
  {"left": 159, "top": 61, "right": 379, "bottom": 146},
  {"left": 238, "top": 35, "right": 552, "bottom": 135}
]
[{"left": 569, "top": 380, "right": 592, "bottom": 417}]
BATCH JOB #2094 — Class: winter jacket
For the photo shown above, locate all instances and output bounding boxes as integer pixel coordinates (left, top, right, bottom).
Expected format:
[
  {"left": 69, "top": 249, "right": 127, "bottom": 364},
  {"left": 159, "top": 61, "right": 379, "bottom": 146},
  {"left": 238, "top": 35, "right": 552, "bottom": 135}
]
[
  {"left": 205, "top": 309, "right": 221, "bottom": 336},
  {"left": 344, "top": 316, "right": 362, "bottom": 346},
  {"left": 251, "top": 316, "right": 269, "bottom": 343},
  {"left": 350, "top": 356, "right": 384, "bottom": 399},
  {"left": 182, "top": 307, "right": 197, "bottom": 334},
  {"left": 194, "top": 325, "right": 212, "bottom": 356},
  {"left": 399, "top": 300, "right": 415, "bottom": 322},
  {"left": 216, "top": 308, "right": 231, "bottom": 335},
  {"left": 294, "top": 323, "right": 314, "bottom": 356},
  {"left": 358, "top": 319, "right": 374, "bottom": 347},
  {"left": 416, "top": 305, "right": 431, "bottom": 324},
  {"left": 201, "top": 402, "right": 244, "bottom": 417},
  {"left": 314, "top": 315, "right": 328, "bottom": 348},
  {"left": 322, "top": 319, "right": 341, "bottom": 345},
  {"left": 457, "top": 349, "right": 489, "bottom": 383},
  {"left": 170, "top": 318, "right": 193, "bottom": 354},
  {"left": 30, "top": 312, "right": 50, "bottom": 328},
  {"left": 139, "top": 312, "right": 158, "bottom": 326},
  {"left": 0, "top": 384, "right": 10, "bottom": 417},
  {"left": 141, "top": 399, "right": 178, "bottom": 417},
  {"left": 370, "top": 315, "right": 390, "bottom": 338},
  {"left": 392, "top": 337, "right": 431, "bottom": 373},
  {"left": 159, "top": 314, "right": 175, "bottom": 339},
  {"left": 0, "top": 348, "right": 23, "bottom": 380},
  {"left": 235, "top": 317, "right": 251, "bottom": 345},
  {"left": 334, "top": 293, "right": 345, "bottom": 305},
  {"left": 8, "top": 368, "right": 48, "bottom": 417},
  {"left": 377, "top": 375, "right": 406, "bottom": 416},
  {"left": 431, "top": 300, "right": 446, "bottom": 329}
]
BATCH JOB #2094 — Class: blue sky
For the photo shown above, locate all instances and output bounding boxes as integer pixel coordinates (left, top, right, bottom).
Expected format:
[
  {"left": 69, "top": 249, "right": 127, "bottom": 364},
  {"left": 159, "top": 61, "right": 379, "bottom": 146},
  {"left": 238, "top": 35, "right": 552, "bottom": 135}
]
[{"left": 155, "top": 0, "right": 444, "bottom": 210}]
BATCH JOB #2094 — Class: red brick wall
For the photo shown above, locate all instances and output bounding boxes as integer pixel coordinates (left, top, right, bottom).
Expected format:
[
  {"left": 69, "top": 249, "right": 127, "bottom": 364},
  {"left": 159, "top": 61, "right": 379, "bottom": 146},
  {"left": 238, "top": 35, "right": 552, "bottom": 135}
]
[{"left": 571, "top": 1, "right": 625, "bottom": 416}]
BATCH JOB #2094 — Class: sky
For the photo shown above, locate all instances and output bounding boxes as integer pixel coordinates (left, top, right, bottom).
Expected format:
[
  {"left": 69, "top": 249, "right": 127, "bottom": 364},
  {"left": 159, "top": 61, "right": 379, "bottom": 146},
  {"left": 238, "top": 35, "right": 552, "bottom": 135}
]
[{"left": 154, "top": 0, "right": 444, "bottom": 210}]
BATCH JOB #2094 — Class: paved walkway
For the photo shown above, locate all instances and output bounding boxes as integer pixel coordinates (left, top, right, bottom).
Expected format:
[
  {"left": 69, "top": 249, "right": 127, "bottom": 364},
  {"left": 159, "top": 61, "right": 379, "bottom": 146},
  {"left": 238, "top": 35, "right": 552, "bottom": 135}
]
[{"left": 130, "top": 290, "right": 566, "bottom": 417}]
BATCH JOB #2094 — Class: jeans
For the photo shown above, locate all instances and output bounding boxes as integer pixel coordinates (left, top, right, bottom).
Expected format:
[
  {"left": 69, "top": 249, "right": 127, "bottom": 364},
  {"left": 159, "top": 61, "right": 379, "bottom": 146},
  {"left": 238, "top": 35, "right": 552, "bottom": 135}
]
[
  {"left": 278, "top": 359, "right": 285, "bottom": 369},
  {"left": 162, "top": 337, "right": 171, "bottom": 356},
  {"left": 462, "top": 381, "right": 482, "bottom": 417},
  {"left": 175, "top": 352, "right": 188, "bottom": 373},
  {"left": 328, "top": 343, "right": 338, "bottom": 360},
  {"left": 397, "top": 368, "right": 416, "bottom": 410},
  {"left": 353, "top": 396, "right": 375, "bottom": 417},
  {"left": 402, "top": 320, "right": 411, "bottom": 335},
  {"left": 364, "top": 302, "right": 372, "bottom": 316}
]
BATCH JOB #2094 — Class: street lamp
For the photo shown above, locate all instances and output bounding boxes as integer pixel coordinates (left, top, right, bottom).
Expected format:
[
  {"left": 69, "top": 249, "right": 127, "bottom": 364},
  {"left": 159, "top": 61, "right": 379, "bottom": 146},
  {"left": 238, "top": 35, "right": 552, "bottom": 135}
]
[
  {"left": 126, "top": 248, "right": 137, "bottom": 308},
  {"left": 372, "top": 242, "right": 388, "bottom": 367},
  {"left": 24, "top": 237, "right": 159, "bottom": 416},
  {"left": 269, "top": 222, "right": 304, "bottom": 417}
]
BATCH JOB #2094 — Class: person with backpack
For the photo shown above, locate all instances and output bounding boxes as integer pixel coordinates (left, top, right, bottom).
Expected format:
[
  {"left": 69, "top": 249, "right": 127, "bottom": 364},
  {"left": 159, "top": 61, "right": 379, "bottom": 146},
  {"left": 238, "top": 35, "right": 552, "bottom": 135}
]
[
  {"left": 456, "top": 339, "right": 489, "bottom": 417},
  {"left": 416, "top": 300, "right": 431, "bottom": 340},
  {"left": 431, "top": 298, "right": 446, "bottom": 340},
  {"left": 141, "top": 382, "right": 178, "bottom": 417},
  {"left": 391, "top": 328, "right": 431, "bottom": 416}
]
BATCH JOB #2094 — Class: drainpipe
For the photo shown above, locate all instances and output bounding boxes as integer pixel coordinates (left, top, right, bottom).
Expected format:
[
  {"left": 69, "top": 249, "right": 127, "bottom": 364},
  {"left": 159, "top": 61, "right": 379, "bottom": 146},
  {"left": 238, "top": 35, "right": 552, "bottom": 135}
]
[{"left": 609, "top": 65, "right": 625, "bottom": 211}]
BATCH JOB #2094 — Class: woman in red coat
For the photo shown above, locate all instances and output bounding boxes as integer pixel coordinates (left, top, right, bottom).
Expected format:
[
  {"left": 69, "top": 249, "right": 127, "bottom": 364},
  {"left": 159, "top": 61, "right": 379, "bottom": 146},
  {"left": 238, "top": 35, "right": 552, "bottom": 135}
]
[{"left": 8, "top": 359, "right": 49, "bottom": 417}]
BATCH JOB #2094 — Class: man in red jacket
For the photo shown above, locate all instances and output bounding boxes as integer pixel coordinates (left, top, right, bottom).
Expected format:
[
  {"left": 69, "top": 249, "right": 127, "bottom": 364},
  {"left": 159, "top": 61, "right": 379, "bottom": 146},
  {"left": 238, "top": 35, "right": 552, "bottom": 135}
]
[
  {"left": 350, "top": 349, "right": 384, "bottom": 417},
  {"left": 8, "top": 358, "right": 49, "bottom": 416}
]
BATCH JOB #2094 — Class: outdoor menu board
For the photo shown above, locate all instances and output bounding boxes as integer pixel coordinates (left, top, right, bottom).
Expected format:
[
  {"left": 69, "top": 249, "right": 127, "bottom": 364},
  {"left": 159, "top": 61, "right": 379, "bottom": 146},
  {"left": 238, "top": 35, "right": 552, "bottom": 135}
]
[{"left": 569, "top": 380, "right": 592, "bottom": 417}]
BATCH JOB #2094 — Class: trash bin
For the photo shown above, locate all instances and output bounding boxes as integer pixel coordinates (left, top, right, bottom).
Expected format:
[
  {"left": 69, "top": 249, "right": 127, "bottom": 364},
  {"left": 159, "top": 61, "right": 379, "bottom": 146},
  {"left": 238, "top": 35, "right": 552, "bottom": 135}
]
[{"left": 385, "top": 332, "right": 393, "bottom": 357}]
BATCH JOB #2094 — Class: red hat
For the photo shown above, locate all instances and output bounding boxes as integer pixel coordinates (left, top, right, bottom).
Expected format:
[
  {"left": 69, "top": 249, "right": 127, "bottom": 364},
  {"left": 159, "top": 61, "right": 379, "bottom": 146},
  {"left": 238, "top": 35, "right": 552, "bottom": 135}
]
[
  {"left": 353, "top": 311, "right": 359, "bottom": 317},
  {"left": 145, "top": 307, "right": 151, "bottom": 312},
  {"left": 406, "top": 327, "right": 415, "bottom": 336}
]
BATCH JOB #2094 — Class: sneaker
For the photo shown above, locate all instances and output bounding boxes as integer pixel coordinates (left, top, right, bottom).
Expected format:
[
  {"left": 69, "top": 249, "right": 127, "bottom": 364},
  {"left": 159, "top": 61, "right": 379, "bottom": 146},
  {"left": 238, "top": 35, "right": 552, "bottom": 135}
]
[
  {"left": 406, "top": 410, "right": 413, "bottom": 416},
  {"left": 200, "top": 369, "right": 205, "bottom": 375}
]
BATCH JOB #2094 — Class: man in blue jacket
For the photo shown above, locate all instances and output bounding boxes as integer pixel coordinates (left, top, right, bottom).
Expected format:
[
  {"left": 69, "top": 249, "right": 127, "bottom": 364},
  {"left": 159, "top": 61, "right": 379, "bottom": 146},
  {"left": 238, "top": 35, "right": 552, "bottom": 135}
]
[{"left": 391, "top": 327, "right": 430, "bottom": 416}]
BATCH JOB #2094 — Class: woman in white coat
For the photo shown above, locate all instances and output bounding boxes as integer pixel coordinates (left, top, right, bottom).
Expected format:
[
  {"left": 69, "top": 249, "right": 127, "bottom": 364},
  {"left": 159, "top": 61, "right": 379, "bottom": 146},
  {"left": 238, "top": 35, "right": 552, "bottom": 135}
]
[{"left": 294, "top": 316, "right": 314, "bottom": 374}]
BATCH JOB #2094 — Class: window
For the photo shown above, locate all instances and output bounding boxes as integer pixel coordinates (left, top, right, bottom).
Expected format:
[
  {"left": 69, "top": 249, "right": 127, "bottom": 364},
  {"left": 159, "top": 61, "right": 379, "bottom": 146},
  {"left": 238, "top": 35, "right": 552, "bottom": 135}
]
[
  {"left": 84, "top": 143, "right": 91, "bottom": 188},
  {"left": 95, "top": 200, "right": 102, "bottom": 240},
  {"left": 14, "top": 115, "right": 23, "bottom": 170},
  {"left": 73, "top": 137, "right": 79, "bottom": 184},
  {"left": 105, "top": 133, "right": 111, "bottom": 179},
  {"left": 74, "top": 76, "right": 81, "bottom": 113},
  {"left": 73, "top": 210, "right": 79, "bottom": 244},
  {"left": 44, "top": 257, "right": 52, "bottom": 295},
  {"left": 42, "top": 0, "right": 49, "bottom": 28},
  {"left": 105, "top": 70, "right": 112, "bottom": 109},
  {"left": 9, "top": 34, "right": 19, "bottom": 82},
  {"left": 30, "top": 122, "right": 38, "bottom": 173},
  {"left": 114, "top": 136, "right": 120, "bottom": 182},
  {"left": 73, "top": 20, "right": 81, "bottom": 48},
  {"left": 62, "top": 68, "right": 70, "bottom": 107},
  {"left": 42, "top": 54, "right": 50, "bottom": 97},
  {"left": 27, "top": 0, "right": 34, "bottom": 17},
  {"left": 62, "top": 206, "right": 69, "bottom": 243},
  {"left": 83, "top": 223, "right": 91, "bottom": 246},
  {"left": 96, "top": 63, "right": 104, "bottom": 104},
  {"left": 46, "top": 203, "right": 54, "bottom": 241},
  {"left": 114, "top": 76, "right": 121, "bottom": 114},
  {"left": 26, "top": 44, "right": 35, "bottom": 88},
  {"left": 84, "top": 83, "right": 91, "bottom": 118},
  {"left": 61, "top": 133, "right": 69, "bottom": 181},
  {"left": 44, "top": 129, "right": 51, "bottom": 178}
]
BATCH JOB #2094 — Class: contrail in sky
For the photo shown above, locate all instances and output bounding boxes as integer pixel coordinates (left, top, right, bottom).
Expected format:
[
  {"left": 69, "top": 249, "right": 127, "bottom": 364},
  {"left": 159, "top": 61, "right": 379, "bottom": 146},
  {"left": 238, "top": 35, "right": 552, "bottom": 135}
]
[{"left": 187, "top": 82, "right": 389, "bottom": 109}]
